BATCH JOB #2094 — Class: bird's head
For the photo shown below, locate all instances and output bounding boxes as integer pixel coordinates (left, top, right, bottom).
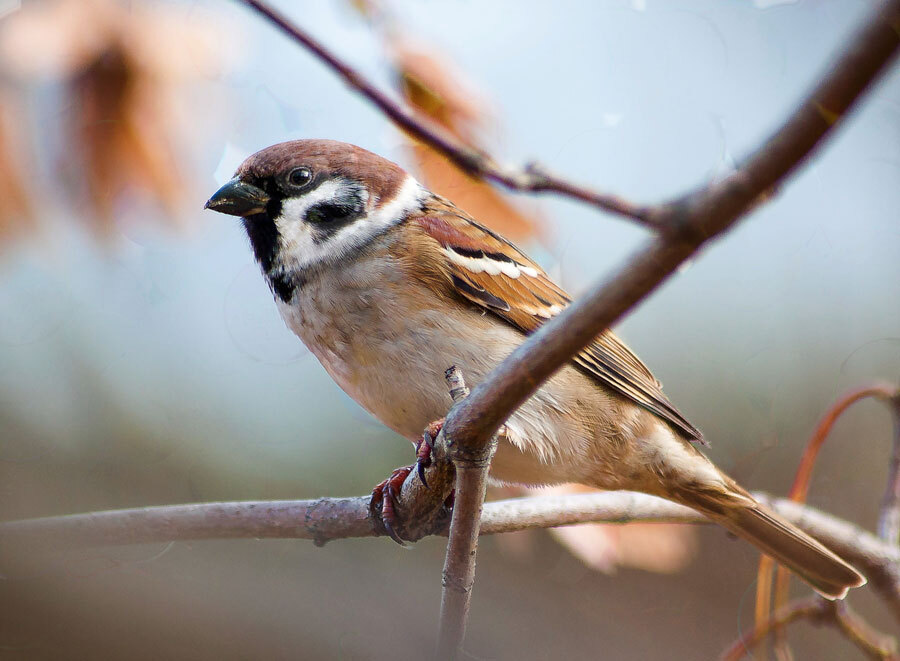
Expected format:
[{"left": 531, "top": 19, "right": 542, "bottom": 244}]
[{"left": 205, "top": 139, "right": 424, "bottom": 300}]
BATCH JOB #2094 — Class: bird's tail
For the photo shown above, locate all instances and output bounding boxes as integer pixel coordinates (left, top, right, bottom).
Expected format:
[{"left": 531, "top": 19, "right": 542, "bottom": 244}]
[{"left": 681, "top": 486, "right": 865, "bottom": 599}]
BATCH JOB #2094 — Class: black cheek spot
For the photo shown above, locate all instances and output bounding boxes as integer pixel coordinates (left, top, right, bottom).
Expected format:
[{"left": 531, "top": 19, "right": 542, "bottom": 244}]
[{"left": 306, "top": 184, "right": 367, "bottom": 244}]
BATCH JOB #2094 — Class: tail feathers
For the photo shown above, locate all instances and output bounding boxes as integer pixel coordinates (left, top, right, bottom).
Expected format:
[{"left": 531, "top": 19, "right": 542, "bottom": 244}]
[{"left": 704, "top": 499, "right": 866, "bottom": 599}]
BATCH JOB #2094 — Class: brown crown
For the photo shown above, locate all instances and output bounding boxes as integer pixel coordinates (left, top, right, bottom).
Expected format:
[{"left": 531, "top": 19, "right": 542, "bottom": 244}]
[{"left": 237, "top": 139, "right": 407, "bottom": 202}]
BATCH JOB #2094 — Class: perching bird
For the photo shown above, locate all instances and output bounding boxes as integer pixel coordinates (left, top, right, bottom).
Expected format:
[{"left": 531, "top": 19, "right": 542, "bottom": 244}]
[{"left": 206, "top": 139, "right": 865, "bottom": 599}]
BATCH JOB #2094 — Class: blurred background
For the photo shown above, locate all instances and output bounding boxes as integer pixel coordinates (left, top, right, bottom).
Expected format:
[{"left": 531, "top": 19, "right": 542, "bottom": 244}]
[{"left": 0, "top": 0, "right": 898, "bottom": 658}]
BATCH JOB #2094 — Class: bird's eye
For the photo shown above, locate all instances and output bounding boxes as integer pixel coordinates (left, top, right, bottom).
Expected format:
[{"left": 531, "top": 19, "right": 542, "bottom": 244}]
[{"left": 288, "top": 167, "right": 313, "bottom": 188}]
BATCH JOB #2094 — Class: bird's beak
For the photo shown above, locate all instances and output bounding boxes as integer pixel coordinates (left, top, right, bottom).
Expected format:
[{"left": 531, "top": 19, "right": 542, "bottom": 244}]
[{"left": 204, "top": 177, "right": 270, "bottom": 216}]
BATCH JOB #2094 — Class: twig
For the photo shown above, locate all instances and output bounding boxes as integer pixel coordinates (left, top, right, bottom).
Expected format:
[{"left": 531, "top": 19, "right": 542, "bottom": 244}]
[
  {"left": 830, "top": 600, "right": 900, "bottom": 660},
  {"left": 719, "top": 597, "right": 899, "bottom": 661},
  {"left": 756, "top": 383, "right": 900, "bottom": 650},
  {"left": 720, "top": 596, "right": 824, "bottom": 661},
  {"left": 235, "top": 0, "right": 658, "bottom": 229},
  {"left": 878, "top": 390, "right": 900, "bottom": 546},
  {"left": 435, "top": 367, "right": 498, "bottom": 661},
  {"left": 788, "top": 383, "right": 900, "bottom": 506}
]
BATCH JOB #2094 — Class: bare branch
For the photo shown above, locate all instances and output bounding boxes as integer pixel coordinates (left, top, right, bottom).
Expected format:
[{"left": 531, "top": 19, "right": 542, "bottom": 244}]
[
  {"left": 719, "top": 597, "right": 899, "bottom": 661},
  {"left": 759, "top": 383, "right": 900, "bottom": 647},
  {"left": 235, "top": 0, "right": 658, "bottom": 229},
  {"left": 2, "top": 492, "right": 896, "bottom": 574},
  {"left": 878, "top": 390, "right": 900, "bottom": 546},
  {"left": 830, "top": 601, "right": 900, "bottom": 660},
  {"left": 435, "top": 367, "right": 497, "bottom": 661},
  {"left": 719, "top": 596, "right": 825, "bottom": 661}
]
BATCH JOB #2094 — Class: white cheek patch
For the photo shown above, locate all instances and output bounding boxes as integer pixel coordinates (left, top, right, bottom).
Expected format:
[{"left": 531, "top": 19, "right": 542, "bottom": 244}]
[
  {"left": 272, "top": 175, "right": 424, "bottom": 275},
  {"left": 443, "top": 247, "right": 541, "bottom": 280},
  {"left": 363, "top": 175, "right": 424, "bottom": 239},
  {"left": 275, "top": 179, "right": 345, "bottom": 267}
]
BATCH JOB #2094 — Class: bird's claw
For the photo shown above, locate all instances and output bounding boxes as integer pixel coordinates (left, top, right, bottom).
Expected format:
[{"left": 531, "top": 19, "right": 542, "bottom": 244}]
[
  {"left": 371, "top": 465, "right": 414, "bottom": 545},
  {"left": 416, "top": 418, "right": 444, "bottom": 489},
  {"left": 372, "top": 419, "right": 447, "bottom": 543}
]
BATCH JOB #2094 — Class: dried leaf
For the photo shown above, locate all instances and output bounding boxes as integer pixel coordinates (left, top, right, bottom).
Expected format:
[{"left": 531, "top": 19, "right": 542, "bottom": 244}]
[
  {"left": 0, "top": 0, "right": 232, "bottom": 238},
  {"left": 388, "top": 38, "right": 546, "bottom": 243},
  {"left": 0, "top": 90, "right": 34, "bottom": 244}
]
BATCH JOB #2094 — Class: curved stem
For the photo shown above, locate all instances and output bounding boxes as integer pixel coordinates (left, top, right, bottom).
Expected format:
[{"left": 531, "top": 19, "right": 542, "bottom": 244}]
[{"left": 755, "top": 383, "right": 900, "bottom": 647}]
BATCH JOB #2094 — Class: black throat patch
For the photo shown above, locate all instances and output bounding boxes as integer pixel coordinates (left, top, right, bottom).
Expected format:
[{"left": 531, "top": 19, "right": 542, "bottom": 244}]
[
  {"left": 242, "top": 211, "right": 280, "bottom": 273},
  {"left": 242, "top": 211, "right": 301, "bottom": 303}
]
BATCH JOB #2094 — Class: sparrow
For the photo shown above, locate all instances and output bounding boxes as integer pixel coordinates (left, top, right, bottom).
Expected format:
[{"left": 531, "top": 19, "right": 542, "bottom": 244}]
[{"left": 206, "top": 139, "right": 865, "bottom": 599}]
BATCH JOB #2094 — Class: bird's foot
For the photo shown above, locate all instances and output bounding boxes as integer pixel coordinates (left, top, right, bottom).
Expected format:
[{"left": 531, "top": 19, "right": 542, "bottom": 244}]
[
  {"left": 415, "top": 418, "right": 444, "bottom": 487},
  {"left": 371, "top": 465, "right": 415, "bottom": 545},
  {"left": 372, "top": 418, "right": 452, "bottom": 544}
]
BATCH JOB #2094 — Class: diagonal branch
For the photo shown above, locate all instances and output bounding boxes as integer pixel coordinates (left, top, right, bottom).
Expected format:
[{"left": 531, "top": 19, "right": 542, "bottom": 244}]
[
  {"left": 440, "top": 0, "right": 900, "bottom": 461},
  {"left": 236, "top": 0, "right": 658, "bottom": 229}
]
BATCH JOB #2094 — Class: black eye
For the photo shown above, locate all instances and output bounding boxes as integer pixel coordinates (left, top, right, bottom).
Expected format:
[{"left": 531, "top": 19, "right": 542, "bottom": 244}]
[{"left": 288, "top": 167, "right": 312, "bottom": 188}]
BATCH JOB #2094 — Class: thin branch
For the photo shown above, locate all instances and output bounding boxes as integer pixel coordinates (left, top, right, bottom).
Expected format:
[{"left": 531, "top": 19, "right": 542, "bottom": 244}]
[
  {"left": 757, "top": 383, "right": 900, "bottom": 646},
  {"left": 436, "top": 367, "right": 497, "bottom": 661},
  {"left": 720, "top": 596, "right": 824, "bottom": 661},
  {"left": 235, "top": 0, "right": 659, "bottom": 229},
  {"left": 830, "top": 601, "right": 900, "bottom": 660},
  {"left": 719, "top": 597, "right": 899, "bottom": 661},
  {"left": 789, "top": 383, "right": 900, "bottom": 505},
  {"left": 878, "top": 390, "right": 900, "bottom": 546}
]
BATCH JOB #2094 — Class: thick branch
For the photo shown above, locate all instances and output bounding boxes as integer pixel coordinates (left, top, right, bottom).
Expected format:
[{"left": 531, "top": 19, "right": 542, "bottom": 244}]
[
  {"left": 441, "top": 0, "right": 900, "bottom": 461},
  {"left": 2, "top": 492, "right": 896, "bottom": 573},
  {"left": 236, "top": 0, "right": 658, "bottom": 228}
]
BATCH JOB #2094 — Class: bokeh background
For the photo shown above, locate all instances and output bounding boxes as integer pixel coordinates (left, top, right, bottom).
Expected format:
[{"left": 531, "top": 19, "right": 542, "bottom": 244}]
[{"left": 1, "top": 0, "right": 898, "bottom": 659}]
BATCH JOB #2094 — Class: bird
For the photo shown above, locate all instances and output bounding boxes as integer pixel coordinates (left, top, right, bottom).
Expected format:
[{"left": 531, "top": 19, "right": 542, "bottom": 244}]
[{"left": 206, "top": 139, "right": 865, "bottom": 599}]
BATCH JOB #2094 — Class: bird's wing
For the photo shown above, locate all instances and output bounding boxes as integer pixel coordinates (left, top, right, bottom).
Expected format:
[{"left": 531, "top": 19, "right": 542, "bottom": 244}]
[{"left": 410, "top": 196, "right": 703, "bottom": 442}]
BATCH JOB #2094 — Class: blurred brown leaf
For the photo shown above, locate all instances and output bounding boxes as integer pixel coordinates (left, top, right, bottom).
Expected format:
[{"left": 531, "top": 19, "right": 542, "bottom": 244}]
[
  {"left": 389, "top": 38, "right": 546, "bottom": 244},
  {"left": 0, "top": 90, "right": 34, "bottom": 244},
  {"left": 0, "top": 0, "right": 228, "bottom": 238}
]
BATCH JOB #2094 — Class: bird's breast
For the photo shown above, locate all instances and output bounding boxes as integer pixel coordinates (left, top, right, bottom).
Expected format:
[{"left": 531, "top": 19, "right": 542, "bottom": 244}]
[{"left": 272, "top": 259, "right": 652, "bottom": 488}]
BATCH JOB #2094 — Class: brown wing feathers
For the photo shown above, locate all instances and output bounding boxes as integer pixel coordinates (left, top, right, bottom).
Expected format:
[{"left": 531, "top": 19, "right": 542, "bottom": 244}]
[{"left": 412, "top": 197, "right": 704, "bottom": 442}]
